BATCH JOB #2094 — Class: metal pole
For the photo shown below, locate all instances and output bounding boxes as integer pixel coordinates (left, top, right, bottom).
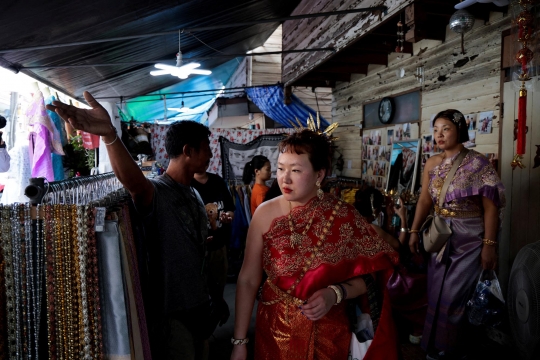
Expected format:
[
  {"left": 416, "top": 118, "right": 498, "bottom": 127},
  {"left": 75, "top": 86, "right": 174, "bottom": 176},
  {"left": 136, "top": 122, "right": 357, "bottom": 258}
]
[
  {"left": 0, "top": 6, "right": 387, "bottom": 54},
  {"left": 21, "top": 48, "right": 335, "bottom": 69}
]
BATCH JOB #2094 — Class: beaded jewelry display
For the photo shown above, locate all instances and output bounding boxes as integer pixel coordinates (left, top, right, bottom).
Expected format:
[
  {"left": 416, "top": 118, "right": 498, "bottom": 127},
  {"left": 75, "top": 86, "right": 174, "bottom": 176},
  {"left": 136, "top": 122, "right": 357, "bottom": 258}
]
[
  {"left": 0, "top": 205, "right": 17, "bottom": 358},
  {"left": 44, "top": 204, "right": 58, "bottom": 360},
  {"left": 77, "top": 206, "right": 92, "bottom": 360},
  {"left": 86, "top": 207, "right": 104, "bottom": 359},
  {"left": 0, "top": 206, "right": 8, "bottom": 358},
  {"left": 11, "top": 204, "right": 23, "bottom": 358}
]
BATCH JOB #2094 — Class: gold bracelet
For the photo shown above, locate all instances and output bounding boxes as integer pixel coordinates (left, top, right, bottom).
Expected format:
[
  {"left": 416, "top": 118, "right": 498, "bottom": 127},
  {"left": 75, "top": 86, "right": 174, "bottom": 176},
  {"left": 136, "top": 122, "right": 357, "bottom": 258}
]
[
  {"left": 327, "top": 285, "right": 343, "bottom": 305},
  {"left": 409, "top": 229, "right": 419, "bottom": 233},
  {"left": 482, "top": 238, "right": 497, "bottom": 246}
]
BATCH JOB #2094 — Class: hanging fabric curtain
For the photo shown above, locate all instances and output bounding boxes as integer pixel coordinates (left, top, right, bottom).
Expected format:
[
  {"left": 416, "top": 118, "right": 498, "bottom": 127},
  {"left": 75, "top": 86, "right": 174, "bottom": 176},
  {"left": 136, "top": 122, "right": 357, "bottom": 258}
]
[
  {"left": 148, "top": 125, "right": 295, "bottom": 173},
  {"left": 245, "top": 85, "right": 330, "bottom": 128},
  {"left": 121, "top": 59, "right": 242, "bottom": 123}
]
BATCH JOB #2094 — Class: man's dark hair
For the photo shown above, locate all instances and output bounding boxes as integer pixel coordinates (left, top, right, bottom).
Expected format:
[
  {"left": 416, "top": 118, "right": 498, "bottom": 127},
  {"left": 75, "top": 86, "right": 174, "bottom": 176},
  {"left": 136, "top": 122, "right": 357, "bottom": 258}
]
[
  {"left": 0, "top": 115, "right": 6, "bottom": 129},
  {"left": 165, "top": 120, "right": 211, "bottom": 159}
]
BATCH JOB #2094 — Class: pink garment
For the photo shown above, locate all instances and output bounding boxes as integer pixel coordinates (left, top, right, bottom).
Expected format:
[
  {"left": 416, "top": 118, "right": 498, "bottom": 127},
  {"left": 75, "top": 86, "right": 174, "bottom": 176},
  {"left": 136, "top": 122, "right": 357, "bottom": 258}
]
[
  {"left": 29, "top": 125, "right": 54, "bottom": 181},
  {"left": 27, "top": 91, "right": 64, "bottom": 155}
]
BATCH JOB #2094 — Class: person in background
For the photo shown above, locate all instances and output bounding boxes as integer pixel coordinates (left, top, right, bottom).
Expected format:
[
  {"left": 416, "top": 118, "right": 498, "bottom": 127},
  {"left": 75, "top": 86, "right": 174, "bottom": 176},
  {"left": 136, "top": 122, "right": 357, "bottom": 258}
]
[
  {"left": 355, "top": 187, "right": 427, "bottom": 346},
  {"left": 0, "top": 115, "right": 10, "bottom": 173},
  {"left": 408, "top": 109, "right": 505, "bottom": 360},
  {"left": 263, "top": 178, "right": 282, "bottom": 202},
  {"left": 242, "top": 155, "right": 271, "bottom": 215},
  {"left": 192, "top": 166, "right": 236, "bottom": 327},
  {"left": 231, "top": 130, "right": 399, "bottom": 360},
  {"left": 47, "top": 92, "right": 213, "bottom": 360}
]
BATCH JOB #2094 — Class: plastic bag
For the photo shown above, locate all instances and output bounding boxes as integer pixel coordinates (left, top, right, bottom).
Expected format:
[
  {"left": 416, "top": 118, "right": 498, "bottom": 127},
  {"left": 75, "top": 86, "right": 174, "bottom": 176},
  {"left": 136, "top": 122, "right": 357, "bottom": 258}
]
[{"left": 467, "top": 269, "right": 505, "bottom": 326}]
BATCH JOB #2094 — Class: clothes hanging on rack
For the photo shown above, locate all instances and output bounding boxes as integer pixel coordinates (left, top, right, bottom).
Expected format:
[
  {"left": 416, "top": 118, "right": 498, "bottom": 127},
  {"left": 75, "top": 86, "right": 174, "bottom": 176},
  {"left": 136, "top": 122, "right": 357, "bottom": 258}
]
[{"left": 45, "top": 95, "right": 67, "bottom": 181}]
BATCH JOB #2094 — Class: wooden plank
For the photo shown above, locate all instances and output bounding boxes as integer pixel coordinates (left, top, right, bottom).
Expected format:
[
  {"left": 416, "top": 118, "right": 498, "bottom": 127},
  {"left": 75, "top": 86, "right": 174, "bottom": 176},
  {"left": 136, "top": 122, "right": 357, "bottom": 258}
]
[
  {"left": 282, "top": 0, "right": 411, "bottom": 85},
  {"left": 525, "top": 89, "right": 540, "bottom": 250},
  {"left": 500, "top": 82, "right": 515, "bottom": 274}
]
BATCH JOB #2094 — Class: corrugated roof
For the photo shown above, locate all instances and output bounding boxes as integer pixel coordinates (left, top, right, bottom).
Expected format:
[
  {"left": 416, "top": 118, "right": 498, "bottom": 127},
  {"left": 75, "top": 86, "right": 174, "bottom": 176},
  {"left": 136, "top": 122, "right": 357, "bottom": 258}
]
[{"left": 0, "top": 0, "right": 301, "bottom": 102}]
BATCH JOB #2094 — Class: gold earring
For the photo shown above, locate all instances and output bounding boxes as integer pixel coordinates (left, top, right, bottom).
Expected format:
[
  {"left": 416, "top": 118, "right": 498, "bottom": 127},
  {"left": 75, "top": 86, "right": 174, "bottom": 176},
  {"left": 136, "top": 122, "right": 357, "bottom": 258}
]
[{"left": 316, "top": 180, "right": 323, "bottom": 200}]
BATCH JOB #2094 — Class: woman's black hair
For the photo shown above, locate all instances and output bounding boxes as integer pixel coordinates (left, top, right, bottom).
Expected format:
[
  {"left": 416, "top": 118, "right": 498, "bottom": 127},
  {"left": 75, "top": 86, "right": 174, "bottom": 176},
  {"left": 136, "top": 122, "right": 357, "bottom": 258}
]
[
  {"left": 263, "top": 178, "right": 282, "bottom": 202},
  {"left": 432, "top": 109, "right": 469, "bottom": 143},
  {"left": 242, "top": 155, "right": 269, "bottom": 184},
  {"left": 278, "top": 129, "right": 332, "bottom": 176}
]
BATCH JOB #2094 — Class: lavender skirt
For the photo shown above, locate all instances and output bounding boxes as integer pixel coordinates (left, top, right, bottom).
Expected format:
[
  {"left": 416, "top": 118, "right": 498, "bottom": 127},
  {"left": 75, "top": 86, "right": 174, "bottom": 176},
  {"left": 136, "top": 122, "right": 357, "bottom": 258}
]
[{"left": 420, "top": 216, "right": 483, "bottom": 353}]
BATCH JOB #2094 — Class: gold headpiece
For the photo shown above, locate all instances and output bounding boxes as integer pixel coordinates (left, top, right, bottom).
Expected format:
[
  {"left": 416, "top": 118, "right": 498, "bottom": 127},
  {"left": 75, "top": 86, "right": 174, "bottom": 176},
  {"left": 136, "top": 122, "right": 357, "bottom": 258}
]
[{"left": 287, "top": 113, "right": 339, "bottom": 142}]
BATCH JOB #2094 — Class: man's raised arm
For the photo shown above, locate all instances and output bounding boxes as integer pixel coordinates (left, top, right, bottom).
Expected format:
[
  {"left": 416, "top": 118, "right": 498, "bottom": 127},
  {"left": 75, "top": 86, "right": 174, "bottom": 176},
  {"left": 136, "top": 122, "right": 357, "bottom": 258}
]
[{"left": 46, "top": 91, "right": 153, "bottom": 207}]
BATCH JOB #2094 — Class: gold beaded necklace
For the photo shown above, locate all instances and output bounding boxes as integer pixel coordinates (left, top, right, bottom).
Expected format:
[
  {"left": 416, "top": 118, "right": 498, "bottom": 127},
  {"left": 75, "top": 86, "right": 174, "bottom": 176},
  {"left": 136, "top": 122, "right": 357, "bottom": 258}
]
[{"left": 287, "top": 200, "right": 315, "bottom": 249}]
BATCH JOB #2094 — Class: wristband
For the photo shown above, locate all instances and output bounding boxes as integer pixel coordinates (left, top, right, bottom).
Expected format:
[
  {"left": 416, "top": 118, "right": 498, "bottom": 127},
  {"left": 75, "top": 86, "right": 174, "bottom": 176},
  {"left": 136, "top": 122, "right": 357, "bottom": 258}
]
[
  {"left": 400, "top": 228, "right": 409, "bottom": 233},
  {"left": 336, "top": 283, "right": 348, "bottom": 300},
  {"left": 482, "top": 238, "right": 497, "bottom": 246},
  {"left": 327, "top": 285, "right": 343, "bottom": 305},
  {"left": 231, "top": 337, "right": 249, "bottom": 345},
  {"left": 408, "top": 229, "right": 419, "bottom": 233},
  {"left": 103, "top": 126, "right": 118, "bottom": 146}
]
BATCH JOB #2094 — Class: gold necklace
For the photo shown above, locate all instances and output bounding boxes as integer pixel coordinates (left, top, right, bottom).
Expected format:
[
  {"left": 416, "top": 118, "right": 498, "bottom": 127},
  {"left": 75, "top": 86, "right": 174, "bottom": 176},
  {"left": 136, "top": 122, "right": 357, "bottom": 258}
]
[{"left": 288, "top": 201, "right": 315, "bottom": 249}]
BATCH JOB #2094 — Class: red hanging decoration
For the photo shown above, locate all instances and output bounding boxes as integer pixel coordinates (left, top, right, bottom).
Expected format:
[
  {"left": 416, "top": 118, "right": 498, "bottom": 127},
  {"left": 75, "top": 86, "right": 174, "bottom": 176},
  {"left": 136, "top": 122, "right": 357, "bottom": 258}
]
[
  {"left": 396, "top": 20, "right": 404, "bottom": 53},
  {"left": 517, "top": 86, "right": 527, "bottom": 155},
  {"left": 511, "top": 0, "right": 536, "bottom": 167}
]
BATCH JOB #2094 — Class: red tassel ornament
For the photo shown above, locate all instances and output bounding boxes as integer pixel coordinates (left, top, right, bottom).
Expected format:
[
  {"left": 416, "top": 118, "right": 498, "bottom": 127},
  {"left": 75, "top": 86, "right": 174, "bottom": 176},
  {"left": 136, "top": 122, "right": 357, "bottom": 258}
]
[{"left": 517, "top": 86, "right": 527, "bottom": 155}]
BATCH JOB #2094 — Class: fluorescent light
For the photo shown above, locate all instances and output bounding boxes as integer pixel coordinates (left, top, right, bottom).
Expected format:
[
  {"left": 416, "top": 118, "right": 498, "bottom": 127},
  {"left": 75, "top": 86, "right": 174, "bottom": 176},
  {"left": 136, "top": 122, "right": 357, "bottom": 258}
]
[
  {"left": 151, "top": 62, "right": 212, "bottom": 79},
  {"left": 167, "top": 100, "right": 190, "bottom": 112}
]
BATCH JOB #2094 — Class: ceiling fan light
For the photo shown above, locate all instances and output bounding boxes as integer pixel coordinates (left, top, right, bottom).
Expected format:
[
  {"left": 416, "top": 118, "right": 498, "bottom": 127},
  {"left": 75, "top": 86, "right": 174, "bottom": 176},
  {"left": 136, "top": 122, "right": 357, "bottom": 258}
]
[
  {"left": 150, "top": 70, "right": 169, "bottom": 76},
  {"left": 191, "top": 69, "right": 212, "bottom": 75}
]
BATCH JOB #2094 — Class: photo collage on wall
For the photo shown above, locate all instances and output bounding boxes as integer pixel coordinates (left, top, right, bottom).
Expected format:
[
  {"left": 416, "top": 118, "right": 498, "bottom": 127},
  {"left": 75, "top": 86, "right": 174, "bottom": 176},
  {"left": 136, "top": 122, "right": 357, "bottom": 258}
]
[{"left": 361, "top": 123, "right": 416, "bottom": 191}]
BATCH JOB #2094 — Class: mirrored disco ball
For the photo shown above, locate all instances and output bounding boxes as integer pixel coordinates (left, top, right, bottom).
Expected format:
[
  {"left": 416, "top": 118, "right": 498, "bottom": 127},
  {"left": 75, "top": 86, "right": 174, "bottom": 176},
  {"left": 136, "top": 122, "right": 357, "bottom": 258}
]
[{"left": 449, "top": 9, "right": 475, "bottom": 34}]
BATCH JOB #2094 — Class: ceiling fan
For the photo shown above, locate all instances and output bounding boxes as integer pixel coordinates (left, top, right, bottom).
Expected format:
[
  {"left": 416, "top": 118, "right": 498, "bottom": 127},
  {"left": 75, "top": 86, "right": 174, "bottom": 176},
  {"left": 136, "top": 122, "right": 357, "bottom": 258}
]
[{"left": 150, "top": 32, "right": 212, "bottom": 79}]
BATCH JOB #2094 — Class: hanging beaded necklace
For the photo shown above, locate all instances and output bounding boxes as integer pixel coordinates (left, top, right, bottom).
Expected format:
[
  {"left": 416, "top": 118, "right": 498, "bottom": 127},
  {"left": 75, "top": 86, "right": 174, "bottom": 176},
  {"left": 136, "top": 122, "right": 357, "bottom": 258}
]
[
  {"left": 77, "top": 205, "right": 92, "bottom": 360},
  {"left": 287, "top": 199, "right": 316, "bottom": 249},
  {"left": 11, "top": 204, "right": 23, "bottom": 358},
  {"left": 0, "top": 205, "right": 17, "bottom": 358}
]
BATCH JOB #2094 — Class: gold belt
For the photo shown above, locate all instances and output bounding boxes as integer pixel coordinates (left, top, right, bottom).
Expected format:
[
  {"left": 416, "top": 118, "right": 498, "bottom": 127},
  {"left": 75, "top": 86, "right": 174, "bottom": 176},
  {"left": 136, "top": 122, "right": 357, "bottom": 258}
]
[
  {"left": 434, "top": 205, "right": 482, "bottom": 218},
  {"left": 261, "top": 279, "right": 305, "bottom": 307}
]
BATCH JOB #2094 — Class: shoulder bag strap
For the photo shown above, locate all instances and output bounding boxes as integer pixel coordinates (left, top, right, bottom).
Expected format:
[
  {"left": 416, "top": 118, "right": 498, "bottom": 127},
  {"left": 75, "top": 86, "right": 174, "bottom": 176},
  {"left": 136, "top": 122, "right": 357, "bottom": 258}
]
[{"left": 438, "top": 149, "right": 469, "bottom": 208}]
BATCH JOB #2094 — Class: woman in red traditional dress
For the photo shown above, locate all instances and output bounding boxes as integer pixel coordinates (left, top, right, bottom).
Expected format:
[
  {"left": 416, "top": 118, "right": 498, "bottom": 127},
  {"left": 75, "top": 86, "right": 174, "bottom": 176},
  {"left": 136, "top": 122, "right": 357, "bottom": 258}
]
[{"left": 231, "top": 129, "right": 400, "bottom": 360}]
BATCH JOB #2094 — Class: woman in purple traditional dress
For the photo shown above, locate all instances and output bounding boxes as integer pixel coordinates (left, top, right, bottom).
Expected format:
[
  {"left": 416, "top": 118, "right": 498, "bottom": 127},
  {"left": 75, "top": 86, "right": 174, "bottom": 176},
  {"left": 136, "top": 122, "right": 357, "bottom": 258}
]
[{"left": 408, "top": 109, "right": 505, "bottom": 360}]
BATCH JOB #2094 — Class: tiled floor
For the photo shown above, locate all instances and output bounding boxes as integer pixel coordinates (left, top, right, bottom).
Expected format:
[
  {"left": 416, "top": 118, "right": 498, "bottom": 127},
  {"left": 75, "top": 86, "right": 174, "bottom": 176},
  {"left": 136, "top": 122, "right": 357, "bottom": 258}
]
[{"left": 209, "top": 283, "right": 515, "bottom": 360}]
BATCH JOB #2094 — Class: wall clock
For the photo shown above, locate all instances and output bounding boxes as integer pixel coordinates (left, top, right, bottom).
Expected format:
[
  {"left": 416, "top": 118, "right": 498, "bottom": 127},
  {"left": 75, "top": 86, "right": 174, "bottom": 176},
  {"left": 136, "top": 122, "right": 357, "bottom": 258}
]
[{"left": 378, "top": 97, "right": 395, "bottom": 124}]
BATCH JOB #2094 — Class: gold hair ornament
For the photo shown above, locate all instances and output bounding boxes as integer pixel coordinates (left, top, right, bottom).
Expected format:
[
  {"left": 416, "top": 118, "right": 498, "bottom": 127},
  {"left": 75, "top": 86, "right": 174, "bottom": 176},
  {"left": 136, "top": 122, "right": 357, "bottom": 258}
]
[{"left": 286, "top": 113, "right": 340, "bottom": 142}]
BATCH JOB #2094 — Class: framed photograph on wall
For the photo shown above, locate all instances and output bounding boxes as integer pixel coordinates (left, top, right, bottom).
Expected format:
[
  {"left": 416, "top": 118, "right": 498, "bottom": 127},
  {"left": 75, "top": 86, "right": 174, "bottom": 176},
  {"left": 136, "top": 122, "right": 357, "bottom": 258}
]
[{"left": 385, "top": 140, "right": 421, "bottom": 194}]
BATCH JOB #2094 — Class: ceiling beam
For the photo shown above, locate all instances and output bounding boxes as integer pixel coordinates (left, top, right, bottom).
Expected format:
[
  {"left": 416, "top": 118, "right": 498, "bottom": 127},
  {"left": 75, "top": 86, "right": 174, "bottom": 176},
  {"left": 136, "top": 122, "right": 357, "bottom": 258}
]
[
  {"left": 0, "top": 6, "right": 387, "bottom": 54},
  {"left": 301, "top": 72, "right": 351, "bottom": 83},
  {"left": 315, "top": 63, "right": 369, "bottom": 74}
]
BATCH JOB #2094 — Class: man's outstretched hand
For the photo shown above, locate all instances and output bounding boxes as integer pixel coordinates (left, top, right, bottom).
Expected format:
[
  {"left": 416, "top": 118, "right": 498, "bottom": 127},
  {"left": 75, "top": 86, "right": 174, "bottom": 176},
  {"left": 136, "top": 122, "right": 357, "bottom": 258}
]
[{"left": 45, "top": 91, "right": 114, "bottom": 137}]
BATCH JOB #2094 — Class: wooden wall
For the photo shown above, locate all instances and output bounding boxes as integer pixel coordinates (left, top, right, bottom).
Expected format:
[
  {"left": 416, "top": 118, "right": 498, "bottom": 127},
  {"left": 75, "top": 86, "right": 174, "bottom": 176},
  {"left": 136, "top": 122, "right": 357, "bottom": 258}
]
[
  {"left": 250, "top": 25, "right": 282, "bottom": 87},
  {"left": 293, "top": 86, "right": 333, "bottom": 124},
  {"left": 332, "top": 12, "right": 509, "bottom": 177},
  {"left": 282, "top": 0, "right": 411, "bottom": 85},
  {"left": 499, "top": 82, "right": 540, "bottom": 290}
]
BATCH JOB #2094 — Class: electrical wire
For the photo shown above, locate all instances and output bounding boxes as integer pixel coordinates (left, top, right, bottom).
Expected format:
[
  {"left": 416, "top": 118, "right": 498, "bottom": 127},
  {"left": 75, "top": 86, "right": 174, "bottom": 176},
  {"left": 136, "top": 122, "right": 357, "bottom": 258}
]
[{"left": 187, "top": 31, "right": 242, "bottom": 65}]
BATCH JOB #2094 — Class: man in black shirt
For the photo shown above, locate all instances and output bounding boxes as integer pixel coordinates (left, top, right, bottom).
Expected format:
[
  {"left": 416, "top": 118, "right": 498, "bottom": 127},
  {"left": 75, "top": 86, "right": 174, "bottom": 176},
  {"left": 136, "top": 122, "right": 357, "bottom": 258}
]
[{"left": 192, "top": 166, "right": 235, "bottom": 325}]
